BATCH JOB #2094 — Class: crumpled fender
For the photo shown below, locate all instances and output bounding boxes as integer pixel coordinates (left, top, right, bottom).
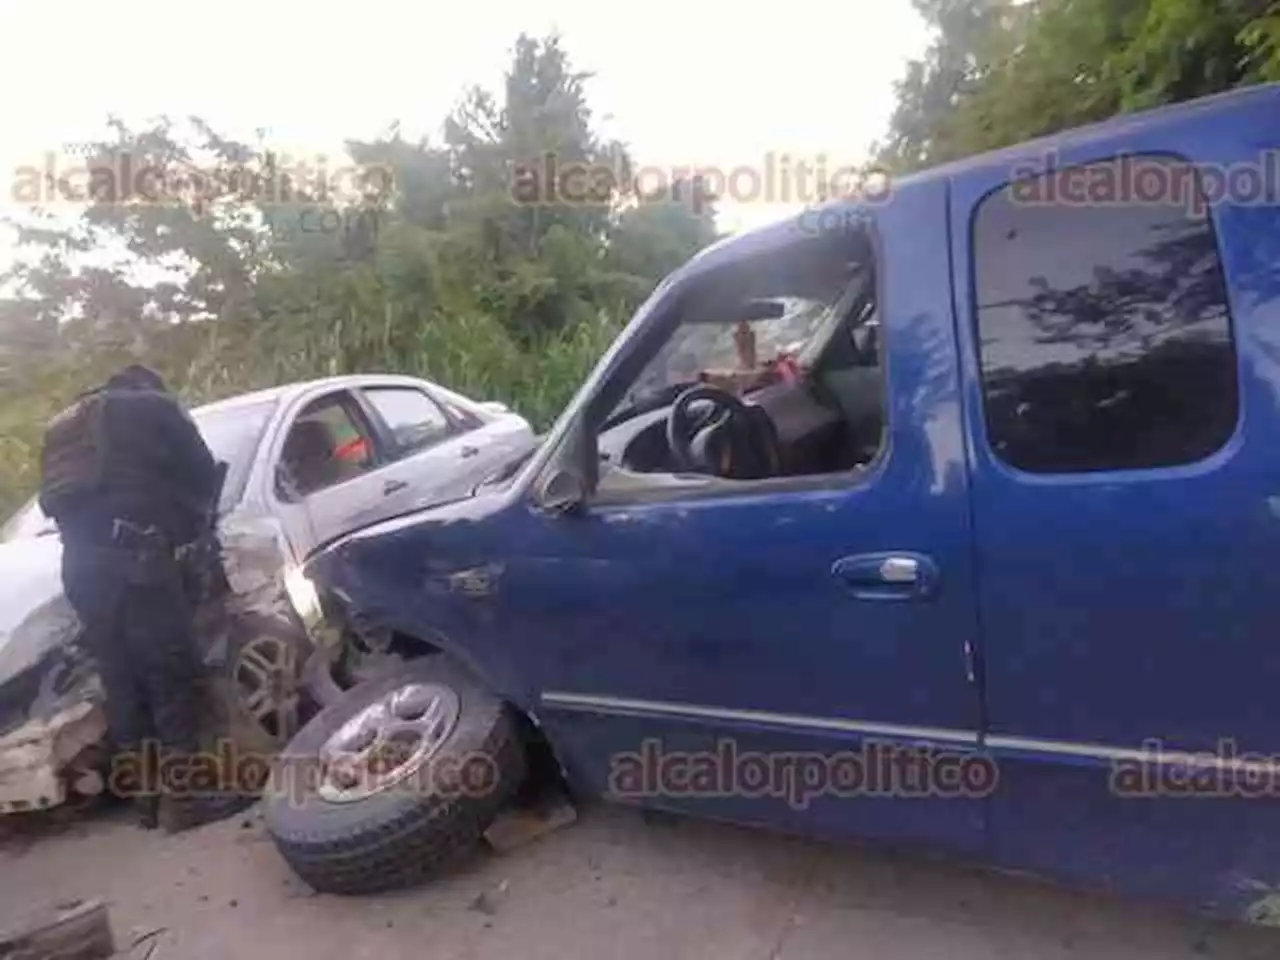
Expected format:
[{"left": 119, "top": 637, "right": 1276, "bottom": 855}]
[
  {"left": 217, "top": 512, "right": 297, "bottom": 621},
  {"left": 0, "top": 657, "right": 105, "bottom": 812},
  {"left": 0, "top": 548, "right": 80, "bottom": 691}
]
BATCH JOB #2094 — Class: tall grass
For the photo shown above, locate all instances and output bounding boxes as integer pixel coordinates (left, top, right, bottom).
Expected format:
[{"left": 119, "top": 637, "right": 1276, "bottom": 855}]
[{"left": 0, "top": 305, "right": 624, "bottom": 518}]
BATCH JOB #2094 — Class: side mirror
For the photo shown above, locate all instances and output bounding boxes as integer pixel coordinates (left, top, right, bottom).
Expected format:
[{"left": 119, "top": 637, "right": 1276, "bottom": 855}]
[
  {"left": 534, "top": 467, "right": 588, "bottom": 515},
  {"left": 531, "top": 409, "right": 598, "bottom": 516}
]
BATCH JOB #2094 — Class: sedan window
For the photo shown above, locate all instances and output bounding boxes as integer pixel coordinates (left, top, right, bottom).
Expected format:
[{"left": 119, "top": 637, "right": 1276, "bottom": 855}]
[
  {"left": 363, "top": 387, "right": 455, "bottom": 457},
  {"left": 278, "top": 395, "right": 378, "bottom": 498},
  {"left": 194, "top": 399, "right": 278, "bottom": 511}
]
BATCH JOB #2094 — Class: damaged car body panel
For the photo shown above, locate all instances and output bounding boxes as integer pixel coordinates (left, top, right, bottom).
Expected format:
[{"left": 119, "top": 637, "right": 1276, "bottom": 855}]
[
  {"left": 0, "top": 616, "right": 104, "bottom": 812},
  {"left": 0, "top": 515, "right": 299, "bottom": 813},
  {"left": 216, "top": 513, "right": 322, "bottom": 652},
  {"left": 0, "top": 696, "right": 106, "bottom": 813},
  {"left": 303, "top": 85, "right": 1280, "bottom": 925},
  {"left": 0, "top": 535, "right": 105, "bottom": 812},
  {"left": 0, "top": 373, "right": 537, "bottom": 812},
  {"left": 0, "top": 536, "right": 78, "bottom": 696}
]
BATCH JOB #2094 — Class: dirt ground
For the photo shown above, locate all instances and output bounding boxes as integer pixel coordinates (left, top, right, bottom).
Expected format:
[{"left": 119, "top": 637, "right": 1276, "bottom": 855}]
[{"left": 3, "top": 800, "right": 1280, "bottom": 960}]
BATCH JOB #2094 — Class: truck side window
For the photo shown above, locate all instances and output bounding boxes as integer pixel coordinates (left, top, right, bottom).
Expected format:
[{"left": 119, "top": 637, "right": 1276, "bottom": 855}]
[{"left": 972, "top": 155, "right": 1238, "bottom": 473}]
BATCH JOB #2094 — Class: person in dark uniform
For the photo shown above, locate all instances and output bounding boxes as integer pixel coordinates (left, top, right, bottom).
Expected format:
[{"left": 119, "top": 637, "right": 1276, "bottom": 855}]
[{"left": 37, "top": 364, "right": 230, "bottom": 831}]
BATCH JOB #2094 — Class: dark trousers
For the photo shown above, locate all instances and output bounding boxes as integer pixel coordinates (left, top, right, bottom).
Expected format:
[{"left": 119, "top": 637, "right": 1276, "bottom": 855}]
[{"left": 61, "top": 531, "right": 206, "bottom": 799}]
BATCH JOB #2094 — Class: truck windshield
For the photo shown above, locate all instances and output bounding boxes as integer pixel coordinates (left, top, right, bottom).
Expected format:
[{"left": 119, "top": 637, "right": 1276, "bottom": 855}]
[
  {"left": 605, "top": 249, "right": 872, "bottom": 429},
  {"left": 634, "top": 298, "right": 832, "bottom": 395}
]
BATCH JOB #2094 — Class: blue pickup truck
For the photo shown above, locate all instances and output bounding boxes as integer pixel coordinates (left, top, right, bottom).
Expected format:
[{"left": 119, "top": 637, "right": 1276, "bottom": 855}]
[{"left": 264, "top": 83, "right": 1280, "bottom": 922}]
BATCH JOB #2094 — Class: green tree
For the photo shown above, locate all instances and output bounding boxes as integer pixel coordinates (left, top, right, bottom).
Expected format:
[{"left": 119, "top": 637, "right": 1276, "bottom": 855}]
[
  {"left": 878, "top": 0, "right": 1280, "bottom": 172},
  {"left": 0, "top": 32, "right": 722, "bottom": 516}
]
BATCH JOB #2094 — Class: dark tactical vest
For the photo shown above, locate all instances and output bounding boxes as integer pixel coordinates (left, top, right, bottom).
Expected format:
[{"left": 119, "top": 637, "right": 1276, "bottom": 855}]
[{"left": 38, "top": 391, "right": 108, "bottom": 519}]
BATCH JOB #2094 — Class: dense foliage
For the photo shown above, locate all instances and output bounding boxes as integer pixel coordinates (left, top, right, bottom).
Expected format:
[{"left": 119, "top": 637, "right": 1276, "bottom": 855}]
[
  {"left": 875, "top": 0, "right": 1280, "bottom": 172},
  {"left": 0, "top": 35, "right": 717, "bottom": 513},
  {"left": 4, "top": 7, "right": 1280, "bottom": 514}
]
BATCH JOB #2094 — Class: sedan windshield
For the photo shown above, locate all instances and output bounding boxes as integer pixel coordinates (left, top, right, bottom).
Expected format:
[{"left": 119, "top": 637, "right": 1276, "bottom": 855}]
[{"left": 0, "top": 396, "right": 277, "bottom": 542}]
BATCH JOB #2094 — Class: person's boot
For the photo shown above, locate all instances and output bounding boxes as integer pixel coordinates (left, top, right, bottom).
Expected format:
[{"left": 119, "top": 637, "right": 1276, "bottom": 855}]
[
  {"left": 134, "top": 795, "right": 159, "bottom": 830},
  {"left": 158, "top": 794, "right": 205, "bottom": 834},
  {"left": 108, "top": 744, "right": 159, "bottom": 828},
  {"left": 158, "top": 792, "right": 255, "bottom": 834}
]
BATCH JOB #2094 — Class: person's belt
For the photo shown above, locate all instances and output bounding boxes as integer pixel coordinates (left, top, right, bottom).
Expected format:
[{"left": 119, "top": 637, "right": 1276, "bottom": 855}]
[
  {"left": 110, "top": 518, "right": 201, "bottom": 559},
  {"left": 110, "top": 517, "right": 165, "bottom": 548},
  {"left": 174, "top": 532, "right": 215, "bottom": 563}
]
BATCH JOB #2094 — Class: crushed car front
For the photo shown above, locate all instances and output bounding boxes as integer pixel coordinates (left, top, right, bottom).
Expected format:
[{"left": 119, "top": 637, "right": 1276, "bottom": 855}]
[{"left": 0, "top": 522, "right": 106, "bottom": 812}]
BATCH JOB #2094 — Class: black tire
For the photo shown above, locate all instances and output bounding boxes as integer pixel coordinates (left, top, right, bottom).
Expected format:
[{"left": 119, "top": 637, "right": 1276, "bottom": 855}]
[{"left": 263, "top": 656, "right": 526, "bottom": 895}]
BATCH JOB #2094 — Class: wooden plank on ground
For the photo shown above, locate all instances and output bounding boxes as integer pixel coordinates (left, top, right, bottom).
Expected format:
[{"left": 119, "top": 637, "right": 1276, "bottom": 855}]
[
  {"left": 0, "top": 898, "right": 114, "bottom": 960},
  {"left": 484, "top": 788, "right": 578, "bottom": 854}
]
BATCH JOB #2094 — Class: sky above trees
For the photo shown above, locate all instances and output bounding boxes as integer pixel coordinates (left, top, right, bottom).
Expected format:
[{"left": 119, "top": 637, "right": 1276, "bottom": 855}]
[{"left": 0, "top": 0, "right": 932, "bottom": 246}]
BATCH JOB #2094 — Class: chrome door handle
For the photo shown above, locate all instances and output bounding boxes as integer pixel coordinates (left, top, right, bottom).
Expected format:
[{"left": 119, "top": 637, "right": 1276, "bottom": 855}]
[
  {"left": 382, "top": 479, "right": 409, "bottom": 496},
  {"left": 831, "top": 552, "right": 939, "bottom": 600},
  {"left": 879, "top": 556, "right": 919, "bottom": 583},
  {"left": 460, "top": 445, "right": 480, "bottom": 459}
]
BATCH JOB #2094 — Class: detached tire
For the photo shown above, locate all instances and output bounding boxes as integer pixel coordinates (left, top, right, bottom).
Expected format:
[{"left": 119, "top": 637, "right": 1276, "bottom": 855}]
[{"left": 263, "top": 656, "right": 526, "bottom": 895}]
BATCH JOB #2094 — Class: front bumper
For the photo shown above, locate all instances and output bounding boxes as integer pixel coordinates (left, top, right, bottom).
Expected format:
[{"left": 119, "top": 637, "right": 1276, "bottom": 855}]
[{"left": 0, "top": 698, "right": 107, "bottom": 813}]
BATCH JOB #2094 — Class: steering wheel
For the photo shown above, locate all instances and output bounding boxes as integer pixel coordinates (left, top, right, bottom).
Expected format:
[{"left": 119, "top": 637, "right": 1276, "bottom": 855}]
[{"left": 666, "top": 385, "right": 781, "bottom": 479}]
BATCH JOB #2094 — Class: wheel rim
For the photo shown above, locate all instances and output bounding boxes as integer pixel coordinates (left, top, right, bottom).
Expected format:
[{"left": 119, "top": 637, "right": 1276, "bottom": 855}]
[
  {"left": 317, "top": 682, "right": 461, "bottom": 804},
  {"left": 234, "top": 633, "right": 302, "bottom": 744}
]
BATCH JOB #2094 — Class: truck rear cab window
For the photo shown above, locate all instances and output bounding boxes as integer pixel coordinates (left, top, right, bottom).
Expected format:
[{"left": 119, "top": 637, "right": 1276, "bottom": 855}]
[{"left": 972, "top": 155, "right": 1238, "bottom": 474}]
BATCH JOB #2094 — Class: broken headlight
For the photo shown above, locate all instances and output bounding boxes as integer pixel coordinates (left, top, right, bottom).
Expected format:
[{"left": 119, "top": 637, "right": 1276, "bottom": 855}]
[{"left": 283, "top": 565, "right": 322, "bottom": 630}]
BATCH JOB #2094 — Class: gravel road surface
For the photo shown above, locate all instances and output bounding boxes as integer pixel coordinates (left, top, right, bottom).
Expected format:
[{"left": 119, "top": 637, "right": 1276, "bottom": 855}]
[{"left": 2, "top": 801, "right": 1278, "bottom": 959}]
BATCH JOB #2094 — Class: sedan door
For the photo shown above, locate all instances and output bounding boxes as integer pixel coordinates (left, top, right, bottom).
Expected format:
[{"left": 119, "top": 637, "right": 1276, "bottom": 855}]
[
  {"left": 354, "top": 383, "right": 533, "bottom": 512},
  {"left": 270, "top": 389, "right": 406, "bottom": 555}
]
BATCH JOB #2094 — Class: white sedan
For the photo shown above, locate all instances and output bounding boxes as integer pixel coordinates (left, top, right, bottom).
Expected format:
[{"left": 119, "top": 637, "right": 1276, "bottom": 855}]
[{"left": 0, "top": 373, "right": 537, "bottom": 812}]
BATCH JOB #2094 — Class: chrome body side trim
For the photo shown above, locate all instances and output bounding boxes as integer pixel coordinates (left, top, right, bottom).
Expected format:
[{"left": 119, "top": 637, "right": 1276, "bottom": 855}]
[{"left": 538, "top": 691, "right": 981, "bottom": 746}]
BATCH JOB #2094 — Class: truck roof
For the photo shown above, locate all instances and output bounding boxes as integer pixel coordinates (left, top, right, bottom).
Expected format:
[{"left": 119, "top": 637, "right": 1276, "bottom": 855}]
[{"left": 680, "top": 81, "right": 1280, "bottom": 284}]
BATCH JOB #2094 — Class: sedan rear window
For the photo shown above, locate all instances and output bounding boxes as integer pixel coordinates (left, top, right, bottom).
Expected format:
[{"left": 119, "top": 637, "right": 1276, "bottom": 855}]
[{"left": 192, "top": 399, "right": 278, "bottom": 510}]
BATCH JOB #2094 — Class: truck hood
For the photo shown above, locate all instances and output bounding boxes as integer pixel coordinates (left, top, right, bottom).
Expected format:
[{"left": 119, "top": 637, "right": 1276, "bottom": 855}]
[{"left": 0, "top": 535, "right": 79, "bottom": 688}]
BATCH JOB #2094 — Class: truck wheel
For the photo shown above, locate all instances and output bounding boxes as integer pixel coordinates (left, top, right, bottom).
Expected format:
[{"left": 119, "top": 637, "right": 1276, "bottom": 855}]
[{"left": 263, "top": 656, "right": 527, "bottom": 895}]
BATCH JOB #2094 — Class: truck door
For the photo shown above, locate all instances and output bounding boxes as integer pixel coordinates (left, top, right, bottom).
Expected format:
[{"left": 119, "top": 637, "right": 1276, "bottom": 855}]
[
  {"left": 517, "top": 179, "right": 990, "bottom": 855},
  {"left": 949, "top": 91, "right": 1280, "bottom": 909}
]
